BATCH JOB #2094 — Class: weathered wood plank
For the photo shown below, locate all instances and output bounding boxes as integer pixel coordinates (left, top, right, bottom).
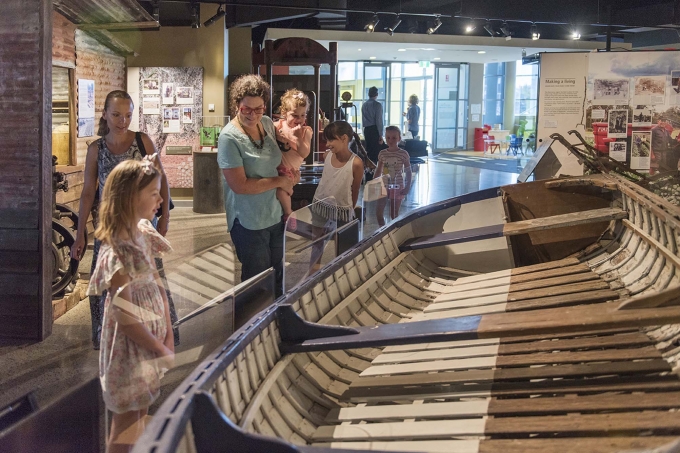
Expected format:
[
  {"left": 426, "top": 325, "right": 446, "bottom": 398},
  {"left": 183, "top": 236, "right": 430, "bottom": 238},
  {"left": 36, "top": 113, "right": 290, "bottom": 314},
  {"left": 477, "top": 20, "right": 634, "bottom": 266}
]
[
  {"left": 314, "top": 411, "right": 680, "bottom": 441},
  {"left": 449, "top": 257, "right": 581, "bottom": 286},
  {"left": 400, "top": 208, "right": 625, "bottom": 251},
  {"left": 327, "top": 392, "right": 680, "bottom": 422},
  {"left": 0, "top": 229, "right": 40, "bottom": 251}
]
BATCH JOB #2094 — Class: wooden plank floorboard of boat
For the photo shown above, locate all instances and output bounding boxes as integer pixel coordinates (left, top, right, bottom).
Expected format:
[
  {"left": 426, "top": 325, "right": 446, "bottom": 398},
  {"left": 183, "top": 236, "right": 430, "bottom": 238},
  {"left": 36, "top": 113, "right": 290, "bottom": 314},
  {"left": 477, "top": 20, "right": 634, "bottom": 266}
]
[
  {"left": 450, "top": 257, "right": 582, "bottom": 285},
  {"left": 433, "top": 272, "right": 601, "bottom": 302},
  {"left": 360, "top": 346, "right": 663, "bottom": 376},
  {"left": 348, "top": 359, "right": 672, "bottom": 391},
  {"left": 313, "top": 410, "right": 680, "bottom": 441},
  {"left": 316, "top": 437, "right": 678, "bottom": 453},
  {"left": 326, "top": 391, "right": 680, "bottom": 422},
  {"left": 417, "top": 288, "right": 620, "bottom": 319},
  {"left": 371, "top": 331, "right": 653, "bottom": 364},
  {"left": 342, "top": 375, "right": 680, "bottom": 403},
  {"left": 436, "top": 263, "right": 592, "bottom": 294}
]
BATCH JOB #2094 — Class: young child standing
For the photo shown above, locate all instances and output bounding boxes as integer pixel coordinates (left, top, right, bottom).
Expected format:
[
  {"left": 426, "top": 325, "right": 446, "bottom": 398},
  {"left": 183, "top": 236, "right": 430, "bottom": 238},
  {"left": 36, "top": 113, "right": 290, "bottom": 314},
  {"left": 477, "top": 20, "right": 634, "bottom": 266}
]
[
  {"left": 87, "top": 156, "right": 174, "bottom": 452},
  {"left": 313, "top": 121, "right": 365, "bottom": 225},
  {"left": 275, "top": 89, "right": 313, "bottom": 222},
  {"left": 307, "top": 121, "right": 364, "bottom": 272},
  {"left": 373, "top": 126, "right": 412, "bottom": 226}
]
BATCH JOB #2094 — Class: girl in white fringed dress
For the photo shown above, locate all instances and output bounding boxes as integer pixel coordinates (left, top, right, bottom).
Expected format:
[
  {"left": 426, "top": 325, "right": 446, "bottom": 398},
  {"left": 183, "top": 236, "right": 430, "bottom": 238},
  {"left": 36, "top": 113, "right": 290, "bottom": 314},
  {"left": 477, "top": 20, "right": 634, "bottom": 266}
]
[{"left": 87, "top": 156, "right": 174, "bottom": 452}]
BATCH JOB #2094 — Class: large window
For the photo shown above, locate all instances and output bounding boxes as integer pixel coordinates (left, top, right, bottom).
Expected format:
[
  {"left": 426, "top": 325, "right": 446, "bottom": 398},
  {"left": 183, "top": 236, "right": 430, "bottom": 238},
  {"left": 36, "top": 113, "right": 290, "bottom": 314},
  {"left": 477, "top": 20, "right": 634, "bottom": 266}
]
[
  {"left": 482, "top": 63, "right": 505, "bottom": 127},
  {"left": 514, "top": 60, "right": 539, "bottom": 132},
  {"left": 338, "top": 61, "right": 435, "bottom": 144}
]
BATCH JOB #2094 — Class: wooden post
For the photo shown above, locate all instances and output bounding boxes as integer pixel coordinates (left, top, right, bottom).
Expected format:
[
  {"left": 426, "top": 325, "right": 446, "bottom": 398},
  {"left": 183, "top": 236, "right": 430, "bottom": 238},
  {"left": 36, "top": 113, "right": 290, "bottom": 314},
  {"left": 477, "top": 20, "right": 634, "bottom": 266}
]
[{"left": 0, "top": 0, "right": 53, "bottom": 339}]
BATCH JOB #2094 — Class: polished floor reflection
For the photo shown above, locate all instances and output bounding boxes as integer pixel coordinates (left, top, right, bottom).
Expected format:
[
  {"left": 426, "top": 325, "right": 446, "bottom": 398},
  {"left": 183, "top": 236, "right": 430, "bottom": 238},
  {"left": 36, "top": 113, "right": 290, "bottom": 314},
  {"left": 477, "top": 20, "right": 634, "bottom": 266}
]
[{"left": 0, "top": 151, "right": 524, "bottom": 421}]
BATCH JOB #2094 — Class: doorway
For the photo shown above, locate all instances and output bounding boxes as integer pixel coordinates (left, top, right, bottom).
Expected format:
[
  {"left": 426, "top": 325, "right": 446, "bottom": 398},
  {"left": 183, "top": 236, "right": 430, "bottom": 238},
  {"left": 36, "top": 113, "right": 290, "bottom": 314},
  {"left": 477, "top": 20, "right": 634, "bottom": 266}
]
[{"left": 433, "top": 63, "right": 468, "bottom": 151}]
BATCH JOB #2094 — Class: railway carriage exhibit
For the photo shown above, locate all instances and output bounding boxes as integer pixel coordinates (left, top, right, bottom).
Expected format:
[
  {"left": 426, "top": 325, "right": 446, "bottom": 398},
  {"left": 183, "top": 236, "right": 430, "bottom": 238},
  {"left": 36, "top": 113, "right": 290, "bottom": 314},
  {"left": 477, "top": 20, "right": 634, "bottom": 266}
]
[{"left": 132, "top": 173, "right": 680, "bottom": 453}]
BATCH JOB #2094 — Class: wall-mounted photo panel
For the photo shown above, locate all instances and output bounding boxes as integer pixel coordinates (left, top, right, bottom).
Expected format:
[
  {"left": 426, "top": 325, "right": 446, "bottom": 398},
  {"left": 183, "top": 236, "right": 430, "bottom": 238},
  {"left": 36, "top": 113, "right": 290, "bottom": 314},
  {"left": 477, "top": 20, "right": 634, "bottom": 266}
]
[
  {"left": 142, "top": 79, "right": 160, "bottom": 95},
  {"left": 634, "top": 76, "right": 666, "bottom": 105},
  {"left": 163, "top": 107, "right": 172, "bottom": 120},
  {"left": 609, "top": 140, "right": 627, "bottom": 162},
  {"left": 632, "top": 107, "right": 652, "bottom": 127},
  {"left": 162, "top": 82, "right": 174, "bottom": 104},
  {"left": 631, "top": 130, "right": 652, "bottom": 170},
  {"left": 143, "top": 97, "right": 160, "bottom": 115},
  {"left": 176, "top": 86, "right": 194, "bottom": 105},
  {"left": 163, "top": 119, "right": 181, "bottom": 133},
  {"left": 171, "top": 107, "right": 180, "bottom": 120},
  {"left": 607, "top": 109, "right": 628, "bottom": 138},
  {"left": 182, "top": 107, "right": 193, "bottom": 124},
  {"left": 593, "top": 79, "right": 629, "bottom": 105}
]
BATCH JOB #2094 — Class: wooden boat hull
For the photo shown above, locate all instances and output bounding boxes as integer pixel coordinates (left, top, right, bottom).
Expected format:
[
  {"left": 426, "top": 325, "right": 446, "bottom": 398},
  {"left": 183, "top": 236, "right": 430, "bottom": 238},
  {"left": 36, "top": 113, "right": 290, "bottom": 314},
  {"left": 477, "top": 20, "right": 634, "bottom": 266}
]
[{"left": 133, "top": 174, "right": 680, "bottom": 453}]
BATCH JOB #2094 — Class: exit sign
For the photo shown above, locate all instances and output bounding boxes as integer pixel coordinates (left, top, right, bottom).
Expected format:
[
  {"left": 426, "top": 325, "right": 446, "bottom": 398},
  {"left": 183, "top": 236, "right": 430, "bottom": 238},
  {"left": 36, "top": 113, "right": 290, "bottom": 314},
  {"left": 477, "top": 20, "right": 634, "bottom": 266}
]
[{"left": 418, "top": 60, "right": 430, "bottom": 68}]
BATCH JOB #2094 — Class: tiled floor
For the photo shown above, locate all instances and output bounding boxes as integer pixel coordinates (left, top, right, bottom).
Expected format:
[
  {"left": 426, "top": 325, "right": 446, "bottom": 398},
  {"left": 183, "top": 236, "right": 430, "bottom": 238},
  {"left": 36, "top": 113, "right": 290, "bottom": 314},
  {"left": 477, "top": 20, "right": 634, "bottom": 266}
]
[{"left": 0, "top": 151, "right": 525, "bottom": 421}]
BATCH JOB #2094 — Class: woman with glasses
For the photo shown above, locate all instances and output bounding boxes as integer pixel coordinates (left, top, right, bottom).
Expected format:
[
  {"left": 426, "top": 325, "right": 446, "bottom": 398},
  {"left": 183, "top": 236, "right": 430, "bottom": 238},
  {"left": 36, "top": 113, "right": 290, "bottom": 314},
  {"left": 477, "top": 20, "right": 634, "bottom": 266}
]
[{"left": 217, "top": 75, "right": 294, "bottom": 297}]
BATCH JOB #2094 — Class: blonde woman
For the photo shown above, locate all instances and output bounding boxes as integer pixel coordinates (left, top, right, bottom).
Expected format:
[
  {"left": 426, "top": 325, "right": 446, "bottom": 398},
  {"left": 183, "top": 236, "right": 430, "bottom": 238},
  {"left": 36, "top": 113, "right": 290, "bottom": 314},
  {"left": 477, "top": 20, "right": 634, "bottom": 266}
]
[{"left": 404, "top": 94, "right": 421, "bottom": 139}]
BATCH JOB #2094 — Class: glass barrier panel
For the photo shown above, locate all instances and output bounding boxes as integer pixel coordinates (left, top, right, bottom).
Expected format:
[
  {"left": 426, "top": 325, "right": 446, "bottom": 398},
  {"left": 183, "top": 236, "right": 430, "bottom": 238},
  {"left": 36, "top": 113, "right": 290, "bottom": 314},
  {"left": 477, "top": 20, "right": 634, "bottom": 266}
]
[
  {"left": 283, "top": 196, "right": 338, "bottom": 294},
  {"left": 106, "top": 275, "right": 233, "bottom": 450},
  {"left": 360, "top": 175, "right": 390, "bottom": 240}
]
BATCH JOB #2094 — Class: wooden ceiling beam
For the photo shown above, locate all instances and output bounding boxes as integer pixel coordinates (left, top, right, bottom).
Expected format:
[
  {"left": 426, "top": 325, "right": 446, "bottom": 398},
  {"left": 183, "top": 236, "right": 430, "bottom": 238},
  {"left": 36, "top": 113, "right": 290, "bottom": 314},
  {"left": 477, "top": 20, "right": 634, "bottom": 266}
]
[{"left": 77, "top": 20, "right": 159, "bottom": 30}]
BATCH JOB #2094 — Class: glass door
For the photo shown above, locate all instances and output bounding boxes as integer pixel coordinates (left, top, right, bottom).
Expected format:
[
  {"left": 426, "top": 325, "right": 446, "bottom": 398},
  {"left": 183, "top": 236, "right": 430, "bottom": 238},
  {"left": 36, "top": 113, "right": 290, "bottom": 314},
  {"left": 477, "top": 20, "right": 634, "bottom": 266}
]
[
  {"left": 363, "top": 62, "right": 390, "bottom": 128},
  {"left": 433, "top": 63, "right": 468, "bottom": 151}
]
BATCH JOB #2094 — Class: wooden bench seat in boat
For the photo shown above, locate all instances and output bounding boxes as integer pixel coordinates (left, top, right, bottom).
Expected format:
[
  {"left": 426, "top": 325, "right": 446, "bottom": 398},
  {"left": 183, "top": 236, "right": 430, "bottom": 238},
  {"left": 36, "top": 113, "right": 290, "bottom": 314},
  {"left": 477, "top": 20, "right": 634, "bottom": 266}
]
[{"left": 399, "top": 207, "right": 627, "bottom": 251}]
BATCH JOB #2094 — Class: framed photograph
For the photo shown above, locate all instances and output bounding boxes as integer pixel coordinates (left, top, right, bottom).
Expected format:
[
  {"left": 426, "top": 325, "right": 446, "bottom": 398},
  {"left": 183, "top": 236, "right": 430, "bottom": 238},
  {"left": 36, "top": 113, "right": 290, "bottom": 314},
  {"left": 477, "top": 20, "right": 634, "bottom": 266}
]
[
  {"left": 609, "top": 140, "right": 627, "bottom": 162},
  {"left": 163, "top": 107, "right": 173, "bottom": 120},
  {"left": 162, "top": 82, "right": 174, "bottom": 105},
  {"left": 143, "top": 97, "right": 160, "bottom": 115},
  {"left": 171, "top": 107, "right": 180, "bottom": 120},
  {"left": 607, "top": 109, "right": 628, "bottom": 138},
  {"left": 672, "top": 71, "right": 680, "bottom": 94},
  {"left": 634, "top": 76, "right": 666, "bottom": 105},
  {"left": 631, "top": 131, "right": 652, "bottom": 170},
  {"left": 593, "top": 79, "right": 629, "bottom": 103},
  {"left": 176, "top": 86, "right": 194, "bottom": 105},
  {"left": 632, "top": 107, "right": 652, "bottom": 127},
  {"left": 182, "top": 106, "right": 193, "bottom": 124},
  {"left": 142, "top": 78, "right": 160, "bottom": 95}
]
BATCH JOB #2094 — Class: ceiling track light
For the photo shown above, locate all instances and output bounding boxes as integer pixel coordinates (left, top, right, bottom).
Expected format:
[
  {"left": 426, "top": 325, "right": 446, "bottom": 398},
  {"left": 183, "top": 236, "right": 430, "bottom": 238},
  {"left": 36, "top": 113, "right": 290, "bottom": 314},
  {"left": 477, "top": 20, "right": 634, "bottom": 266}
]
[
  {"left": 483, "top": 21, "right": 495, "bottom": 37},
  {"left": 499, "top": 22, "right": 511, "bottom": 38},
  {"left": 190, "top": 2, "right": 200, "bottom": 28},
  {"left": 572, "top": 31, "right": 581, "bottom": 39},
  {"left": 427, "top": 16, "right": 442, "bottom": 34},
  {"left": 530, "top": 23, "right": 539, "bottom": 40},
  {"left": 203, "top": 4, "right": 226, "bottom": 27},
  {"left": 365, "top": 14, "right": 379, "bottom": 33},
  {"left": 387, "top": 15, "right": 402, "bottom": 36},
  {"left": 465, "top": 23, "right": 475, "bottom": 33}
]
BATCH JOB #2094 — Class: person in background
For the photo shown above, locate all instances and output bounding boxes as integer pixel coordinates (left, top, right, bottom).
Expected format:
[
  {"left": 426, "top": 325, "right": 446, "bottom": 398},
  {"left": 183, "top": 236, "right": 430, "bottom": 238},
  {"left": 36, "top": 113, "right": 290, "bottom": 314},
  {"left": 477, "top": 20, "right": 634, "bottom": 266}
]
[
  {"left": 87, "top": 157, "right": 174, "bottom": 452},
  {"left": 217, "top": 75, "right": 294, "bottom": 297},
  {"left": 274, "top": 89, "right": 313, "bottom": 225},
  {"left": 361, "top": 86, "right": 384, "bottom": 162},
  {"left": 70, "top": 90, "right": 176, "bottom": 350},
  {"left": 373, "top": 126, "right": 412, "bottom": 226},
  {"left": 404, "top": 94, "right": 421, "bottom": 139}
]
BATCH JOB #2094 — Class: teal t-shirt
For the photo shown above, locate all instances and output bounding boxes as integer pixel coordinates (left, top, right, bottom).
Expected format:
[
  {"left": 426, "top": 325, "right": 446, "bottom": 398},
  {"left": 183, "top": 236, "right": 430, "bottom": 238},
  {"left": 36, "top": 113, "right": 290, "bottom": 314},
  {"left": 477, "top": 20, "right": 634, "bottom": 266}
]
[{"left": 217, "top": 116, "right": 283, "bottom": 231}]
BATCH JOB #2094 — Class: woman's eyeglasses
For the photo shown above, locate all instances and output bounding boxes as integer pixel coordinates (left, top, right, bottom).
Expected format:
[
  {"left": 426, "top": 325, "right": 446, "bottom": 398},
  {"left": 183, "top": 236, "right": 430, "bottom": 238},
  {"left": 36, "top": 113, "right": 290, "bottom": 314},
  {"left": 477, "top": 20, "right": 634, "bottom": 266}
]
[{"left": 239, "top": 106, "right": 266, "bottom": 115}]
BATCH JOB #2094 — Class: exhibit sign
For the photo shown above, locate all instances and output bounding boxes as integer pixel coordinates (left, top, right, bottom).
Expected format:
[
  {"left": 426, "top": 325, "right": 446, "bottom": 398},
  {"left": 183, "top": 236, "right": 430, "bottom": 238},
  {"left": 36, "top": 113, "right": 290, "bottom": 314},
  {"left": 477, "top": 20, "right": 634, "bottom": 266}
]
[
  {"left": 538, "top": 50, "right": 680, "bottom": 175},
  {"left": 77, "top": 79, "right": 95, "bottom": 137}
]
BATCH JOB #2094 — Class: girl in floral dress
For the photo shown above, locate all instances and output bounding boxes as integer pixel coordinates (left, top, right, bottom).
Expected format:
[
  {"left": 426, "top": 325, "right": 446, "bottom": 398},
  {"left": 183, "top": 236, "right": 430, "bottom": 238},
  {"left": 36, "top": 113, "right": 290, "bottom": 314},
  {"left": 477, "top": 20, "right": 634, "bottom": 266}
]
[{"left": 87, "top": 156, "right": 174, "bottom": 452}]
